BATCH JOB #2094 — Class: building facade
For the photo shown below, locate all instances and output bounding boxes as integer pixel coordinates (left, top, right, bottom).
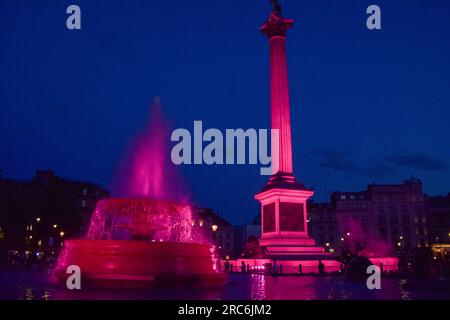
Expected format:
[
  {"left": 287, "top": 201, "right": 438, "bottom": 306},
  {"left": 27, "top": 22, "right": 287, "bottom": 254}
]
[
  {"left": 308, "top": 202, "right": 338, "bottom": 253},
  {"left": 338, "top": 178, "right": 427, "bottom": 253},
  {"left": 427, "top": 194, "right": 450, "bottom": 245},
  {"left": 233, "top": 213, "right": 262, "bottom": 258},
  {"left": 0, "top": 170, "right": 109, "bottom": 253},
  {"left": 192, "top": 207, "right": 234, "bottom": 258}
]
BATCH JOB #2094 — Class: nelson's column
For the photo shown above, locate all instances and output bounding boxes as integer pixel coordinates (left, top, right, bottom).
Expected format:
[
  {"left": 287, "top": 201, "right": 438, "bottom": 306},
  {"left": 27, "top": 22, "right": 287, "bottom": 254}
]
[{"left": 255, "top": 1, "right": 325, "bottom": 258}]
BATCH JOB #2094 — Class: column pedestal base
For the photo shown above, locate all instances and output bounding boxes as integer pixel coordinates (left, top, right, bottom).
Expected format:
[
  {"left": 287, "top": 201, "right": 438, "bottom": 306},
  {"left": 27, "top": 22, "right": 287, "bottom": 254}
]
[{"left": 255, "top": 178, "right": 327, "bottom": 259}]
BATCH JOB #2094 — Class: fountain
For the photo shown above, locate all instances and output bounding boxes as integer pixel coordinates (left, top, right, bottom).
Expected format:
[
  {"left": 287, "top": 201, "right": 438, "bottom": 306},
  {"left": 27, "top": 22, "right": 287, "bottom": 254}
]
[{"left": 54, "top": 98, "right": 224, "bottom": 289}]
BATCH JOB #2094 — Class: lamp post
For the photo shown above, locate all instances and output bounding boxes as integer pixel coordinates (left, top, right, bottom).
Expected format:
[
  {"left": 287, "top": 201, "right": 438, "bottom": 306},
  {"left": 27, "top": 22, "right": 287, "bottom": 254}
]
[
  {"left": 211, "top": 224, "right": 220, "bottom": 268},
  {"left": 212, "top": 224, "right": 220, "bottom": 252}
]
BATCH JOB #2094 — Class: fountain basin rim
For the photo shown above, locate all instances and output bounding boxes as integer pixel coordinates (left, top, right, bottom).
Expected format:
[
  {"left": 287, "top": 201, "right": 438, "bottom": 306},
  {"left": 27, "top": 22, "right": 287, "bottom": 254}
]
[{"left": 96, "top": 197, "right": 192, "bottom": 206}]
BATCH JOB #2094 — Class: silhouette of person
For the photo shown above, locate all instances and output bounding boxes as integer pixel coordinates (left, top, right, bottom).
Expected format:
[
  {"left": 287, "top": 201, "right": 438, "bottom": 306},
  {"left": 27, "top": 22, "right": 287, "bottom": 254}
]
[
  {"left": 224, "top": 260, "right": 230, "bottom": 272},
  {"left": 318, "top": 259, "right": 325, "bottom": 275},
  {"left": 272, "top": 260, "right": 279, "bottom": 275}
]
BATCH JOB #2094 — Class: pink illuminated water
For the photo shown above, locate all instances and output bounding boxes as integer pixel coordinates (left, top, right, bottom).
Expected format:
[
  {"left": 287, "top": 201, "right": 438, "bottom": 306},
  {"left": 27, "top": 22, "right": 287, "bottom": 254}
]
[
  {"left": 85, "top": 97, "right": 193, "bottom": 242},
  {"left": 86, "top": 198, "right": 193, "bottom": 242},
  {"left": 113, "top": 97, "right": 187, "bottom": 201},
  {"left": 55, "top": 98, "right": 215, "bottom": 286}
]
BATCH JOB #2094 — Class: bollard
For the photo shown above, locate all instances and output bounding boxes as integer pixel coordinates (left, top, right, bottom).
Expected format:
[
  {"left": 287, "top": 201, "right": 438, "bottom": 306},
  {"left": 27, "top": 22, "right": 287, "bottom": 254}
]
[{"left": 298, "top": 264, "right": 302, "bottom": 274}]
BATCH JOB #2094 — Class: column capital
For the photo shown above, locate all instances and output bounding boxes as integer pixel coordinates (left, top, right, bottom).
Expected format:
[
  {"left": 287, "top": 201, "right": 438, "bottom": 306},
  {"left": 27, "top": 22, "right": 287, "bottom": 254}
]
[{"left": 260, "top": 13, "right": 294, "bottom": 38}]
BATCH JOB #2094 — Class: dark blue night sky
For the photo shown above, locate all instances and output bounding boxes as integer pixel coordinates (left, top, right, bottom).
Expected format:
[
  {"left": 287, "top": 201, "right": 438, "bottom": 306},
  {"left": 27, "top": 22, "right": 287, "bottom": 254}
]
[{"left": 1, "top": 0, "right": 450, "bottom": 225}]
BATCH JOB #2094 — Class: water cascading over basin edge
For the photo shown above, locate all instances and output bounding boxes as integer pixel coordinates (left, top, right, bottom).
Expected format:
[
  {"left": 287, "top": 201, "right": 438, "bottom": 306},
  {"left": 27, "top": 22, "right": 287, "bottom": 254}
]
[{"left": 54, "top": 98, "right": 224, "bottom": 288}]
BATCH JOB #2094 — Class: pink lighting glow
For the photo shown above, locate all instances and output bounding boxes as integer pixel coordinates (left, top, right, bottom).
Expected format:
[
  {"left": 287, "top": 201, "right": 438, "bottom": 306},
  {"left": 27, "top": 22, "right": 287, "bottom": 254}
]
[
  {"left": 261, "top": 13, "right": 295, "bottom": 175},
  {"left": 86, "top": 198, "right": 193, "bottom": 243},
  {"left": 112, "top": 97, "right": 188, "bottom": 202},
  {"left": 254, "top": 10, "right": 326, "bottom": 259},
  {"left": 54, "top": 98, "right": 223, "bottom": 288},
  {"left": 340, "top": 219, "right": 392, "bottom": 258}
]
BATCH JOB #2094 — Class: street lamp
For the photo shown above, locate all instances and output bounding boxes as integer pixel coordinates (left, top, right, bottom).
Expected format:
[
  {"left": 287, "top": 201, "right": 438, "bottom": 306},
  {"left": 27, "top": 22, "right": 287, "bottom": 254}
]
[
  {"left": 36, "top": 217, "right": 41, "bottom": 223},
  {"left": 211, "top": 224, "right": 218, "bottom": 232},
  {"left": 53, "top": 224, "right": 58, "bottom": 229},
  {"left": 59, "top": 231, "right": 65, "bottom": 237}
]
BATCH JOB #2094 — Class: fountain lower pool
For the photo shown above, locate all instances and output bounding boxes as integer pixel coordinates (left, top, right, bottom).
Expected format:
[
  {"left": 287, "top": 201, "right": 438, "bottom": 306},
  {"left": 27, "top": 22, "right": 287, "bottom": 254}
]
[{"left": 54, "top": 198, "right": 224, "bottom": 289}]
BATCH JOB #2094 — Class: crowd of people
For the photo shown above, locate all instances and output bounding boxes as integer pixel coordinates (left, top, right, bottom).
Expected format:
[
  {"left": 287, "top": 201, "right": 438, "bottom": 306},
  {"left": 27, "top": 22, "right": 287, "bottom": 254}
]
[{"left": 1, "top": 250, "right": 56, "bottom": 270}]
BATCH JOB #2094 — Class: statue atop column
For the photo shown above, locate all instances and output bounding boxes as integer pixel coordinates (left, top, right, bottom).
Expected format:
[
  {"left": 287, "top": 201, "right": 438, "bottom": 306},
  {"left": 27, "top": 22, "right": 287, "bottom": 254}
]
[
  {"left": 262, "top": 1, "right": 293, "bottom": 38},
  {"left": 269, "top": 0, "right": 282, "bottom": 16}
]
